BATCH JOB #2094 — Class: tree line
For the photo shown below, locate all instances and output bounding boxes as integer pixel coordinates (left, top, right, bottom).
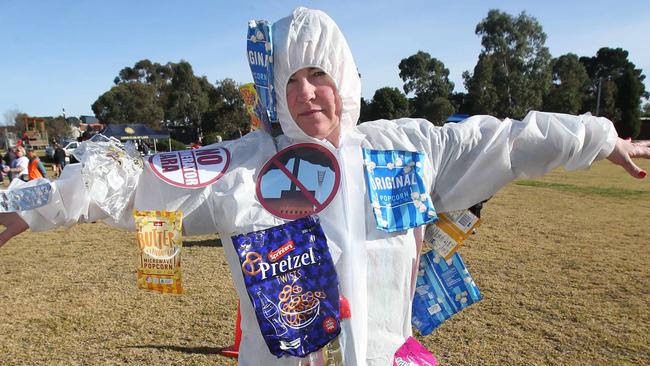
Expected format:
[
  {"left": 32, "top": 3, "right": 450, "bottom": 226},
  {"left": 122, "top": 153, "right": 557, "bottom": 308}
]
[
  {"left": 35, "top": 9, "right": 646, "bottom": 142},
  {"left": 361, "top": 10, "right": 648, "bottom": 138},
  {"left": 91, "top": 59, "right": 250, "bottom": 143}
]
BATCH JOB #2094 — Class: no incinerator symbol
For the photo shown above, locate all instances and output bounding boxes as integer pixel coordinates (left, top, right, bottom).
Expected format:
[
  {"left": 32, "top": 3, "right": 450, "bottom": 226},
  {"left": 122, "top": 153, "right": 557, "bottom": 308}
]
[
  {"left": 148, "top": 147, "right": 231, "bottom": 188},
  {"left": 257, "top": 143, "right": 340, "bottom": 220}
]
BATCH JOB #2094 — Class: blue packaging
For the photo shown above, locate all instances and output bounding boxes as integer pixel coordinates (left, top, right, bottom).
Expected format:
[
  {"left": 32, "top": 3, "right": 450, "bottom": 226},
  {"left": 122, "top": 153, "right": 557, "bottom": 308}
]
[
  {"left": 232, "top": 215, "right": 340, "bottom": 358},
  {"left": 362, "top": 149, "right": 437, "bottom": 232},
  {"left": 247, "top": 19, "right": 277, "bottom": 129},
  {"left": 411, "top": 251, "right": 482, "bottom": 335}
]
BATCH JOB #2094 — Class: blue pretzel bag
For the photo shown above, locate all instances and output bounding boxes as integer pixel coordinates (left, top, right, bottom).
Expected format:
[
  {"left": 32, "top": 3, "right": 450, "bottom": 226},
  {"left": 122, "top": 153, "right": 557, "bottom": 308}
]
[
  {"left": 362, "top": 149, "right": 437, "bottom": 232},
  {"left": 411, "top": 251, "right": 482, "bottom": 335},
  {"left": 232, "top": 216, "right": 340, "bottom": 358}
]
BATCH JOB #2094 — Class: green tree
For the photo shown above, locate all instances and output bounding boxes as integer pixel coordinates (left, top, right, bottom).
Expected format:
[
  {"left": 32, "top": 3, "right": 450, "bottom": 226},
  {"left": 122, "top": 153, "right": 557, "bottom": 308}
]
[
  {"left": 3, "top": 109, "right": 20, "bottom": 127},
  {"left": 368, "top": 87, "right": 411, "bottom": 120},
  {"left": 91, "top": 83, "right": 164, "bottom": 127},
  {"left": 423, "top": 98, "right": 455, "bottom": 126},
  {"left": 399, "top": 51, "right": 454, "bottom": 98},
  {"left": 580, "top": 48, "right": 647, "bottom": 138},
  {"left": 642, "top": 100, "right": 650, "bottom": 117},
  {"left": 398, "top": 51, "right": 455, "bottom": 124},
  {"left": 463, "top": 56, "right": 498, "bottom": 115},
  {"left": 449, "top": 92, "right": 472, "bottom": 115},
  {"left": 464, "top": 9, "right": 552, "bottom": 118},
  {"left": 165, "top": 61, "right": 210, "bottom": 128},
  {"left": 13, "top": 112, "right": 30, "bottom": 132},
  {"left": 202, "top": 78, "right": 249, "bottom": 139},
  {"left": 46, "top": 116, "right": 72, "bottom": 142},
  {"left": 616, "top": 67, "right": 644, "bottom": 137},
  {"left": 543, "top": 53, "right": 589, "bottom": 114},
  {"left": 99, "top": 59, "right": 220, "bottom": 140},
  {"left": 359, "top": 97, "right": 372, "bottom": 123}
]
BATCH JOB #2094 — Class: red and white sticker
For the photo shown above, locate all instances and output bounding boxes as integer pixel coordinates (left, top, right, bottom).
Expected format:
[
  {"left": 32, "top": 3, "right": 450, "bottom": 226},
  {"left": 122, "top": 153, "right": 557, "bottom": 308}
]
[{"left": 148, "top": 147, "right": 230, "bottom": 188}]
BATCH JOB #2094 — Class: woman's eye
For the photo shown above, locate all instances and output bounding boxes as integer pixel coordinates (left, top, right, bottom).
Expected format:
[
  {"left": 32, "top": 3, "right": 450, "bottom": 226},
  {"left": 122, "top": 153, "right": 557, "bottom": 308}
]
[
  {"left": 312, "top": 70, "right": 326, "bottom": 77},
  {"left": 287, "top": 77, "right": 296, "bottom": 84}
]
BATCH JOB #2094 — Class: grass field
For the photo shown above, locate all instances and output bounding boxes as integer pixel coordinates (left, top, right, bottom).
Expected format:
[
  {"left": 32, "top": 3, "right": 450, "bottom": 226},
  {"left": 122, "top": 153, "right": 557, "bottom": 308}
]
[{"left": 1, "top": 160, "right": 649, "bottom": 365}]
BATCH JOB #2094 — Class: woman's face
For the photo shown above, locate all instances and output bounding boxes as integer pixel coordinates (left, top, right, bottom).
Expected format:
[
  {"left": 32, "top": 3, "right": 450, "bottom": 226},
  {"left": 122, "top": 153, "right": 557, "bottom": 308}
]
[{"left": 286, "top": 67, "right": 342, "bottom": 146}]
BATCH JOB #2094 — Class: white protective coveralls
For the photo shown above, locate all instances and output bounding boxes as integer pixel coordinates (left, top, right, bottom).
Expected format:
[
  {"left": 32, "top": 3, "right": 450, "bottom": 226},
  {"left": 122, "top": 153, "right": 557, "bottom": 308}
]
[{"left": 15, "top": 7, "right": 618, "bottom": 366}]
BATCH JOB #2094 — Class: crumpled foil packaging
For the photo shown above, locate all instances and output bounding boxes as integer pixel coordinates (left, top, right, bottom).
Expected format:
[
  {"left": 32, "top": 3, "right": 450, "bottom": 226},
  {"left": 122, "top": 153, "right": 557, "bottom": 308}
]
[
  {"left": 0, "top": 183, "right": 52, "bottom": 212},
  {"left": 74, "top": 134, "right": 143, "bottom": 220}
]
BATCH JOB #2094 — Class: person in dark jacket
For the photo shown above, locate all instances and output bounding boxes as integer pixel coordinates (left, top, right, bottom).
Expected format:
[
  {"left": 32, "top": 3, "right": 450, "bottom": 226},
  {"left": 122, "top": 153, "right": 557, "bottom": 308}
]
[
  {"left": 3, "top": 148, "right": 16, "bottom": 182},
  {"left": 53, "top": 144, "right": 66, "bottom": 178}
]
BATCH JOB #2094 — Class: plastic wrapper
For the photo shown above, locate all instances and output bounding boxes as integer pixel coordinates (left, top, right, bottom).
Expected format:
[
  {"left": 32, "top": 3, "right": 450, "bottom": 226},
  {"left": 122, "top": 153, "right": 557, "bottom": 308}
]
[
  {"left": 0, "top": 182, "right": 51, "bottom": 212},
  {"left": 362, "top": 148, "right": 437, "bottom": 232},
  {"left": 412, "top": 251, "right": 482, "bottom": 335},
  {"left": 232, "top": 215, "right": 340, "bottom": 358},
  {"left": 75, "top": 134, "right": 143, "bottom": 220},
  {"left": 393, "top": 336, "right": 437, "bottom": 366},
  {"left": 424, "top": 210, "right": 481, "bottom": 259},
  {"left": 134, "top": 210, "right": 184, "bottom": 294},
  {"left": 247, "top": 19, "right": 277, "bottom": 129},
  {"left": 240, "top": 83, "right": 267, "bottom": 131}
]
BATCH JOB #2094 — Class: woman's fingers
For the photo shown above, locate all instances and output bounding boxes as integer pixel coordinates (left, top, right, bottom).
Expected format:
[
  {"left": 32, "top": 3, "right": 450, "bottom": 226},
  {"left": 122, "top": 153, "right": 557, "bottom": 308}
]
[{"left": 0, "top": 213, "right": 29, "bottom": 248}]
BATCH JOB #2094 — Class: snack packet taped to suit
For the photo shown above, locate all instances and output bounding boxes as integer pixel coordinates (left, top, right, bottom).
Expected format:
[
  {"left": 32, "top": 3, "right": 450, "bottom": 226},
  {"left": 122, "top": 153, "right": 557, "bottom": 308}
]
[
  {"left": 232, "top": 215, "right": 340, "bottom": 358},
  {"left": 393, "top": 336, "right": 437, "bottom": 366},
  {"left": 411, "top": 251, "right": 481, "bottom": 335},
  {"left": 134, "top": 210, "right": 184, "bottom": 294},
  {"left": 424, "top": 210, "right": 481, "bottom": 259},
  {"left": 362, "top": 148, "right": 437, "bottom": 232}
]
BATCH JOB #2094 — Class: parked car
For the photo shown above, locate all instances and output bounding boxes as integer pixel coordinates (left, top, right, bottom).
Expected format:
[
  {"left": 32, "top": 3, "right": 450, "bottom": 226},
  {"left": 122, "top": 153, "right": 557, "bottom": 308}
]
[
  {"left": 45, "top": 145, "right": 55, "bottom": 158},
  {"left": 63, "top": 141, "right": 79, "bottom": 156}
]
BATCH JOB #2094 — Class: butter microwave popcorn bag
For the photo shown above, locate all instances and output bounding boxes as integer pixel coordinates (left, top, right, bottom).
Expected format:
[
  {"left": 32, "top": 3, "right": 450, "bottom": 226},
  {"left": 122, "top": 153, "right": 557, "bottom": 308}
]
[
  {"left": 232, "top": 215, "right": 340, "bottom": 358},
  {"left": 134, "top": 210, "right": 184, "bottom": 294}
]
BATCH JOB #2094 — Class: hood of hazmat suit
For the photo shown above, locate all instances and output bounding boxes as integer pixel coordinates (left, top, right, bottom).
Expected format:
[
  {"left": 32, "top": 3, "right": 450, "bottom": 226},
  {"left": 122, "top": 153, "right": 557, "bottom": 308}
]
[{"left": 14, "top": 6, "right": 618, "bottom": 366}]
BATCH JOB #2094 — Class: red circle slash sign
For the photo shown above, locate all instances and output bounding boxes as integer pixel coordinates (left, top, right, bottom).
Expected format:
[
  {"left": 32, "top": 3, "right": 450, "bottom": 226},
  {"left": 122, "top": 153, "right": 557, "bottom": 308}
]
[{"left": 256, "top": 143, "right": 340, "bottom": 220}]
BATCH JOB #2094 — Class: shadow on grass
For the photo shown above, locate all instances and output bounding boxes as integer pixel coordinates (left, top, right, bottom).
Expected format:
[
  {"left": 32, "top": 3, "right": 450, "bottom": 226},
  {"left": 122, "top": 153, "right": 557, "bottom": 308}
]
[
  {"left": 124, "top": 344, "right": 226, "bottom": 355},
  {"left": 184, "top": 237, "right": 223, "bottom": 247},
  {"left": 516, "top": 180, "right": 649, "bottom": 199}
]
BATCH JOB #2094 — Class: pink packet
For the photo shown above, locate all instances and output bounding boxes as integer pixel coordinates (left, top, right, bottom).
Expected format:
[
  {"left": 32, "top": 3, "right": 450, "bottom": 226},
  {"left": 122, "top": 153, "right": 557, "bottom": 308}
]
[{"left": 393, "top": 337, "right": 437, "bottom": 366}]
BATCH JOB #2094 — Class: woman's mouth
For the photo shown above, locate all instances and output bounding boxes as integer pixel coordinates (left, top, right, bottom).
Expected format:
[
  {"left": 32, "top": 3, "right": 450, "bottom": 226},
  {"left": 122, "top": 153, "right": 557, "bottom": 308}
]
[{"left": 299, "top": 109, "right": 322, "bottom": 117}]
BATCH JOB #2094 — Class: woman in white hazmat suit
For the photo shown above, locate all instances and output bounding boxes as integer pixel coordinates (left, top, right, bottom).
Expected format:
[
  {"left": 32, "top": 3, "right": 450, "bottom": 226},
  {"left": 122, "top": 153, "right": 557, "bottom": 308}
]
[{"left": 1, "top": 7, "right": 650, "bottom": 366}]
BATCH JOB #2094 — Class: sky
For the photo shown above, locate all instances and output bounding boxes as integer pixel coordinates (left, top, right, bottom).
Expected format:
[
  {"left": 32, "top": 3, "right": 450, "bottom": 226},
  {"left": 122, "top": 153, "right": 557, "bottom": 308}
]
[{"left": 1, "top": 0, "right": 648, "bottom": 123}]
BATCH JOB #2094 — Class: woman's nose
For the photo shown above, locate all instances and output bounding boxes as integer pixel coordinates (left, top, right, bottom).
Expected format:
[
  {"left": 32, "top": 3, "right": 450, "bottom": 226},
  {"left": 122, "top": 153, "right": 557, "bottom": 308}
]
[{"left": 296, "top": 78, "right": 316, "bottom": 103}]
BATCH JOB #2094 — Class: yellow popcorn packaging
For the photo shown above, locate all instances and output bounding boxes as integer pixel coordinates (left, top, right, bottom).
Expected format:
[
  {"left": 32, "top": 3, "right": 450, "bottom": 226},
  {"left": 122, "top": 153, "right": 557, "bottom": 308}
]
[{"left": 134, "top": 210, "right": 184, "bottom": 294}]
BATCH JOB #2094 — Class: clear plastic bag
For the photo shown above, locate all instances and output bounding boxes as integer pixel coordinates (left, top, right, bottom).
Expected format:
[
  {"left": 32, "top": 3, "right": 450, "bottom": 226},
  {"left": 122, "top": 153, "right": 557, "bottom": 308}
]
[{"left": 75, "top": 134, "right": 143, "bottom": 220}]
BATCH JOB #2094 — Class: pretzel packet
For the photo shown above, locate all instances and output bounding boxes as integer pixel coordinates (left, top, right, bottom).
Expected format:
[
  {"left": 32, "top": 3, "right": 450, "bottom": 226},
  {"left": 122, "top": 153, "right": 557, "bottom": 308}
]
[
  {"left": 232, "top": 215, "right": 340, "bottom": 358},
  {"left": 134, "top": 210, "right": 184, "bottom": 294}
]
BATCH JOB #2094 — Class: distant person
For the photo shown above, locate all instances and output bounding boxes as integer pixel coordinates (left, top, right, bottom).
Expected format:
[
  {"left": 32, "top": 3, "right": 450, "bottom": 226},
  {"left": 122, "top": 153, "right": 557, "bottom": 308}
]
[
  {"left": 53, "top": 144, "right": 66, "bottom": 177},
  {"left": 3, "top": 148, "right": 16, "bottom": 182},
  {"left": 139, "top": 141, "right": 150, "bottom": 155},
  {"left": 9, "top": 147, "right": 29, "bottom": 182},
  {"left": 26, "top": 148, "right": 47, "bottom": 180},
  {"left": 70, "top": 131, "right": 92, "bottom": 164},
  {"left": 0, "top": 160, "right": 9, "bottom": 185}
]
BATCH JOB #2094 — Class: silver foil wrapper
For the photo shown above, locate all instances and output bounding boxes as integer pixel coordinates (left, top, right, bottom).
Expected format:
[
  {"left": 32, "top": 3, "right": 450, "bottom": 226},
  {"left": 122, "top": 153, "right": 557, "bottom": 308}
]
[
  {"left": 75, "top": 134, "right": 143, "bottom": 220},
  {"left": 0, "top": 183, "right": 52, "bottom": 212}
]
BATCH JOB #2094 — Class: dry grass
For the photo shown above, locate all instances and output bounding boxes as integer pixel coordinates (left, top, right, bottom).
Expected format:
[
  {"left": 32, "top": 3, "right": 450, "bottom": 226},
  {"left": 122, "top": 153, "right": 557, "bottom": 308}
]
[{"left": 1, "top": 160, "right": 649, "bottom": 365}]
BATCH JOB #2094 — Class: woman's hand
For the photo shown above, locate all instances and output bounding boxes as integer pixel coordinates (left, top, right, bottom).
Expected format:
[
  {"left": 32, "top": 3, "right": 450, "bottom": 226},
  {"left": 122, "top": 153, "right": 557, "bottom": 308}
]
[
  {"left": 607, "top": 138, "right": 650, "bottom": 178},
  {"left": 0, "top": 213, "right": 29, "bottom": 248}
]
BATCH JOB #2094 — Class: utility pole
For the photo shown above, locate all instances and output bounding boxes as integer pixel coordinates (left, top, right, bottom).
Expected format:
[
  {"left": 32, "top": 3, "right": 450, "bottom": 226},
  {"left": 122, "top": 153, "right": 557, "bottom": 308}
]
[{"left": 595, "top": 77, "right": 602, "bottom": 116}]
